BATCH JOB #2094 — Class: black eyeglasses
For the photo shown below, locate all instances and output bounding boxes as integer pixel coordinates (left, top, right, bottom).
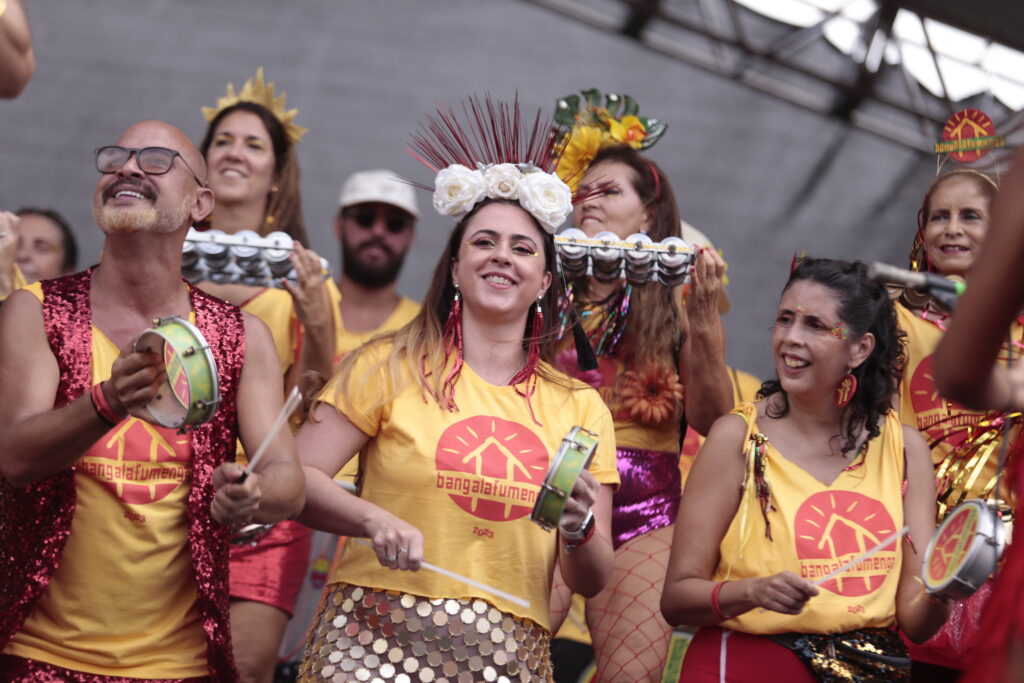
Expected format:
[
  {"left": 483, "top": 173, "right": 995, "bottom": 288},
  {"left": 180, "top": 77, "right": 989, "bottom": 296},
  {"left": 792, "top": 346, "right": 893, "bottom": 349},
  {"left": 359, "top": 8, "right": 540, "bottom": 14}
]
[
  {"left": 95, "top": 146, "right": 205, "bottom": 187},
  {"left": 343, "top": 207, "right": 413, "bottom": 235}
]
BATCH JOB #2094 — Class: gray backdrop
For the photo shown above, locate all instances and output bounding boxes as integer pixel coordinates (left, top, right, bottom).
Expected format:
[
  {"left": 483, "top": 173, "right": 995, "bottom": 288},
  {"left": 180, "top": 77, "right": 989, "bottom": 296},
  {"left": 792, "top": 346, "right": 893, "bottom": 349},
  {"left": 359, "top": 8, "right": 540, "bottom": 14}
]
[{"left": 0, "top": 0, "right": 949, "bottom": 378}]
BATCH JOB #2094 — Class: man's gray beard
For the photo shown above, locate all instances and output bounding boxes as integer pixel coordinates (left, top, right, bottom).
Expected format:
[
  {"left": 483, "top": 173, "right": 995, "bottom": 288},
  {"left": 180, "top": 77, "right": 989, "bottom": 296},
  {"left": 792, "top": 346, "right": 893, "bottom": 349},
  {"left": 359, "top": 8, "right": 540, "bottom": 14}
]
[{"left": 95, "top": 197, "right": 191, "bottom": 235}]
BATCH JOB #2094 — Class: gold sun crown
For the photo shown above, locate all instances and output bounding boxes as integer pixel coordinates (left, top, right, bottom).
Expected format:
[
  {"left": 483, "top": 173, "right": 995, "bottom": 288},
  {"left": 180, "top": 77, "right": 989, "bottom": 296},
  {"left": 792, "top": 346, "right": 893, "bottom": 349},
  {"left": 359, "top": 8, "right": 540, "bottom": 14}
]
[{"left": 201, "top": 67, "right": 308, "bottom": 143}]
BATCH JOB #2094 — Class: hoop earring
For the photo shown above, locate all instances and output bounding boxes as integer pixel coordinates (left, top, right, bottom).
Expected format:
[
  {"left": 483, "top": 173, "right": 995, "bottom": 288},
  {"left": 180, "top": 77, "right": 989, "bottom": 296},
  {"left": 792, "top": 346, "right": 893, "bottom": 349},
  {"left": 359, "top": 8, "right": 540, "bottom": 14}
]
[{"left": 834, "top": 370, "right": 857, "bottom": 409}]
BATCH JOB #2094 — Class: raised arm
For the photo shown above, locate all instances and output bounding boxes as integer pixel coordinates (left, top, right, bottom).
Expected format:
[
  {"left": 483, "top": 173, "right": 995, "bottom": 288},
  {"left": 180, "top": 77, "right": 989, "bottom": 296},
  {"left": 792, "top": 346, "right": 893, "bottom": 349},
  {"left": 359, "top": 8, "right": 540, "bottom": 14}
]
[
  {"left": 0, "top": 0, "right": 34, "bottom": 98},
  {"left": 0, "top": 290, "right": 165, "bottom": 486},
  {"left": 295, "top": 399, "right": 424, "bottom": 572},
  {"left": 661, "top": 412, "right": 818, "bottom": 625},
  {"left": 895, "top": 425, "right": 951, "bottom": 642},
  {"left": 283, "top": 242, "right": 336, "bottom": 393},
  {"left": 680, "top": 248, "right": 733, "bottom": 435},
  {"left": 211, "top": 312, "right": 305, "bottom": 525},
  {"left": 934, "top": 147, "right": 1024, "bottom": 409}
]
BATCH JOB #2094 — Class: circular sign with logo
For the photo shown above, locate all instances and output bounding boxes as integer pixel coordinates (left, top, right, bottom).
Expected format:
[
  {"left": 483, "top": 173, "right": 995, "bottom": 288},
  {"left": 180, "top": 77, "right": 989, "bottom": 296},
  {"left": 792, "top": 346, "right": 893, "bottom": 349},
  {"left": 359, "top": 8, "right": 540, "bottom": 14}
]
[
  {"left": 937, "top": 109, "right": 1003, "bottom": 163},
  {"left": 434, "top": 415, "right": 549, "bottom": 522}
]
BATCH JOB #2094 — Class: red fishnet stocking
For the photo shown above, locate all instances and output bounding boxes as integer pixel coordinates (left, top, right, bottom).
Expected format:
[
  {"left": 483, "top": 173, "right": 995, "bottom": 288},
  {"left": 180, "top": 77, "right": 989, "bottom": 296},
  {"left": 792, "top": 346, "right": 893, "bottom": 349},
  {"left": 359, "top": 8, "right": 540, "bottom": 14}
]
[{"left": 586, "top": 525, "right": 675, "bottom": 682}]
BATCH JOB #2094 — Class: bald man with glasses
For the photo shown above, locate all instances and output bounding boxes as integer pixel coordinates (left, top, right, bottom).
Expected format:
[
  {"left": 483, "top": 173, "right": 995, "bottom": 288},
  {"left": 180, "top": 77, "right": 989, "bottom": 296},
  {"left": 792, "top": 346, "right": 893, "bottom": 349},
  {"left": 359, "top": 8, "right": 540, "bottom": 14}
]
[{"left": 0, "top": 119, "right": 304, "bottom": 682}]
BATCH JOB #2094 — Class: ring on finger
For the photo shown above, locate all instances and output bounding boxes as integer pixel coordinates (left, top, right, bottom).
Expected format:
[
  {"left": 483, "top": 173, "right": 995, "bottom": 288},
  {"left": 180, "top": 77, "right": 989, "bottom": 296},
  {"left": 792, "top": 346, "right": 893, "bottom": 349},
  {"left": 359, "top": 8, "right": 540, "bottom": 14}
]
[{"left": 398, "top": 547, "right": 408, "bottom": 553}]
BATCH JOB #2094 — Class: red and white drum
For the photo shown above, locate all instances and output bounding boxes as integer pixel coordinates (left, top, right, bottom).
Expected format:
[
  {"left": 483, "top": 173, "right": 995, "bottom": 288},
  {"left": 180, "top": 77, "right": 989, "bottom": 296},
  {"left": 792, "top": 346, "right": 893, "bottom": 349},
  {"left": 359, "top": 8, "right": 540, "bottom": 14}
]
[{"left": 922, "top": 499, "right": 1006, "bottom": 601}]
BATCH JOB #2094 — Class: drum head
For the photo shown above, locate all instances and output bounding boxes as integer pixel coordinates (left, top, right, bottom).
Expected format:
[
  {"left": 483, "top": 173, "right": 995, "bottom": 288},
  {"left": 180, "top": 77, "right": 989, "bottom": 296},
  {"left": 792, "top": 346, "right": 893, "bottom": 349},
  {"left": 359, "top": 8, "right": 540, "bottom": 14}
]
[{"left": 135, "top": 329, "right": 189, "bottom": 429}]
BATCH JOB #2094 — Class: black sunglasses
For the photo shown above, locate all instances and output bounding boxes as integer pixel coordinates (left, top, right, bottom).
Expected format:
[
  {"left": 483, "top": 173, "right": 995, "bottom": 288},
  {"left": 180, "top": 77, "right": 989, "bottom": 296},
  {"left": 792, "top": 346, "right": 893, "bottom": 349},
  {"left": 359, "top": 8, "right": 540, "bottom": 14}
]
[
  {"left": 95, "top": 146, "right": 205, "bottom": 187},
  {"left": 343, "top": 207, "right": 413, "bottom": 235}
]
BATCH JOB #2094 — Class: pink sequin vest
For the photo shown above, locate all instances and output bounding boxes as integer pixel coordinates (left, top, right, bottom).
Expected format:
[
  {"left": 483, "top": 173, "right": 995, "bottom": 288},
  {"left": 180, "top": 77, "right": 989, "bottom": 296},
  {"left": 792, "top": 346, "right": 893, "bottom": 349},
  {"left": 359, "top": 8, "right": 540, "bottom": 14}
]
[{"left": 0, "top": 268, "right": 245, "bottom": 681}]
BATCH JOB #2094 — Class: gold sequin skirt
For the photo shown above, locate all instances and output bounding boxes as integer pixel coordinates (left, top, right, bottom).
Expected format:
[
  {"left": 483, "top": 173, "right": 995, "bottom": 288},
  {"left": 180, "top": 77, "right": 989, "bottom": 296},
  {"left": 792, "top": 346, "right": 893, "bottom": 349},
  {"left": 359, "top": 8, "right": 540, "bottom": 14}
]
[{"left": 298, "top": 583, "right": 553, "bottom": 683}]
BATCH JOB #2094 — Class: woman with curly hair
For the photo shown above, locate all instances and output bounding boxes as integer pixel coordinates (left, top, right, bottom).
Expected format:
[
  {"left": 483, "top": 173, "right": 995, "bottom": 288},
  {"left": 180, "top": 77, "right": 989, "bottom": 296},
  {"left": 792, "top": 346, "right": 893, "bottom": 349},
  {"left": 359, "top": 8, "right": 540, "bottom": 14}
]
[
  {"left": 661, "top": 258, "right": 950, "bottom": 682},
  {"left": 551, "top": 141, "right": 733, "bottom": 680}
]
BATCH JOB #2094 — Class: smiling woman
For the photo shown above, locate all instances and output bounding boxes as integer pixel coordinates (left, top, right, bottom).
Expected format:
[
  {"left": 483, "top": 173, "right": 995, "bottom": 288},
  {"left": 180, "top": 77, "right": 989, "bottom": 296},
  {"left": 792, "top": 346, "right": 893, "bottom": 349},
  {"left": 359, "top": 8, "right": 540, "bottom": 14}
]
[
  {"left": 661, "top": 258, "right": 950, "bottom": 683},
  {"left": 194, "top": 70, "right": 336, "bottom": 683},
  {"left": 895, "top": 169, "right": 1020, "bottom": 678},
  {"left": 291, "top": 95, "right": 619, "bottom": 682}
]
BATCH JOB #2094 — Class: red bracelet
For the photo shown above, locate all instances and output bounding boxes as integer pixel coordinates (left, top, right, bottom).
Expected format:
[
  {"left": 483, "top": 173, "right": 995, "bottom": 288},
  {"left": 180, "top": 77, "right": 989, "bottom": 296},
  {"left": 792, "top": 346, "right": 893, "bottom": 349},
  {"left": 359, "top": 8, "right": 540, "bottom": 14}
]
[
  {"left": 90, "top": 382, "right": 124, "bottom": 427},
  {"left": 710, "top": 580, "right": 730, "bottom": 621}
]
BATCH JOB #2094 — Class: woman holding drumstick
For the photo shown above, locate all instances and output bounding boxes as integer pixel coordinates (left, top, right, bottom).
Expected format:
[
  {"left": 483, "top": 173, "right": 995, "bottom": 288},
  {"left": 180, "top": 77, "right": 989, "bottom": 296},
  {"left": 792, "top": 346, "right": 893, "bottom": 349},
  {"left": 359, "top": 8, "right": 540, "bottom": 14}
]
[
  {"left": 661, "top": 258, "right": 949, "bottom": 682},
  {"left": 293, "top": 96, "right": 618, "bottom": 681}
]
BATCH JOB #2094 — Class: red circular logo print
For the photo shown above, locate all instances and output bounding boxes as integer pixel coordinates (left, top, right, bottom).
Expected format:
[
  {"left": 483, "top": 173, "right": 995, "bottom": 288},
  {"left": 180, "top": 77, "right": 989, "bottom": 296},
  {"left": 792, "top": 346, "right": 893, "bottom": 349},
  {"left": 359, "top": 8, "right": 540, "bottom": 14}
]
[
  {"left": 908, "top": 354, "right": 977, "bottom": 449},
  {"left": 941, "top": 109, "right": 997, "bottom": 163},
  {"left": 794, "top": 491, "right": 898, "bottom": 597},
  {"left": 79, "top": 418, "right": 191, "bottom": 505},
  {"left": 434, "top": 415, "right": 549, "bottom": 522}
]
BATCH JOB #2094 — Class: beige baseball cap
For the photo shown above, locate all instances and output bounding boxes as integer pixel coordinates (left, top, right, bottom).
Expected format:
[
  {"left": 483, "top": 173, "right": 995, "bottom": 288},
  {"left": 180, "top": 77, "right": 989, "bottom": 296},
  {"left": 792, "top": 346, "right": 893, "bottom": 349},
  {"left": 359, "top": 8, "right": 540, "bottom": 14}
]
[
  {"left": 681, "top": 219, "right": 731, "bottom": 314},
  {"left": 338, "top": 169, "right": 420, "bottom": 219}
]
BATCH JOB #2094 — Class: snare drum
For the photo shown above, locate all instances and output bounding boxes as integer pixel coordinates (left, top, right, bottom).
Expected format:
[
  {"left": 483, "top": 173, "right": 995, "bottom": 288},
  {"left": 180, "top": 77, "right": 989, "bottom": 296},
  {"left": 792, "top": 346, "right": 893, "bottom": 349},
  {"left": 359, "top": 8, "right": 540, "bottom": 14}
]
[
  {"left": 134, "top": 316, "right": 220, "bottom": 433},
  {"left": 531, "top": 426, "right": 599, "bottom": 531},
  {"left": 922, "top": 499, "right": 1006, "bottom": 601}
]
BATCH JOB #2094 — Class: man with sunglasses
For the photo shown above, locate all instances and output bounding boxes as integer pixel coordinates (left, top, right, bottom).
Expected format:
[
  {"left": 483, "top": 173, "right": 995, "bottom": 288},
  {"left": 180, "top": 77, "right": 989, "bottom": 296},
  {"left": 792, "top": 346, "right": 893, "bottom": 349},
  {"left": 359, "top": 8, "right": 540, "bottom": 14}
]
[
  {"left": 331, "top": 169, "right": 420, "bottom": 360},
  {"left": 0, "top": 119, "right": 304, "bottom": 682}
]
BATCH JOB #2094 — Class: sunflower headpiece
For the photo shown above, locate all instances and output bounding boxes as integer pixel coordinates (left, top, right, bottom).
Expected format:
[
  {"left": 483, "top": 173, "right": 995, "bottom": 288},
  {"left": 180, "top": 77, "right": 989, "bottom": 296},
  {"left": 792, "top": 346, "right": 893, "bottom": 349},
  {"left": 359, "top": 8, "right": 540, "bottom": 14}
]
[
  {"left": 553, "top": 89, "right": 667, "bottom": 192},
  {"left": 201, "top": 67, "right": 308, "bottom": 144}
]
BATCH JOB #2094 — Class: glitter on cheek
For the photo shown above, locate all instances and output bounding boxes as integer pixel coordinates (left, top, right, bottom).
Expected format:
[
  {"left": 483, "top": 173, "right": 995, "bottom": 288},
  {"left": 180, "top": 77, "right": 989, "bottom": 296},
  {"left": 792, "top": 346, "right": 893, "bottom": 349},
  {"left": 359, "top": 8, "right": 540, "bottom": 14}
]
[{"left": 829, "top": 322, "right": 850, "bottom": 341}]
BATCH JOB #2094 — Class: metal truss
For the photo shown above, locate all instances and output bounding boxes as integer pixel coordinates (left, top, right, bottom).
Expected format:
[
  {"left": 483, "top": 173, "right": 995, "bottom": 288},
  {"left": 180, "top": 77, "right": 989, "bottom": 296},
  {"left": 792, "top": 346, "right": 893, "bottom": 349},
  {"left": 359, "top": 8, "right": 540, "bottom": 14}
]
[{"left": 520, "top": 0, "right": 1022, "bottom": 153}]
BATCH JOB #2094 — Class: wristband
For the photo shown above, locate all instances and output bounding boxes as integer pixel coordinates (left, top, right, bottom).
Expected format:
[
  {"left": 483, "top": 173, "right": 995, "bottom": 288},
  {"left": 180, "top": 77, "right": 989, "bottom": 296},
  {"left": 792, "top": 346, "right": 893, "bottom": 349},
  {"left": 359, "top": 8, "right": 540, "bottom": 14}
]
[
  {"left": 710, "top": 580, "right": 730, "bottom": 621},
  {"left": 90, "top": 382, "right": 125, "bottom": 427},
  {"left": 560, "top": 509, "right": 595, "bottom": 552}
]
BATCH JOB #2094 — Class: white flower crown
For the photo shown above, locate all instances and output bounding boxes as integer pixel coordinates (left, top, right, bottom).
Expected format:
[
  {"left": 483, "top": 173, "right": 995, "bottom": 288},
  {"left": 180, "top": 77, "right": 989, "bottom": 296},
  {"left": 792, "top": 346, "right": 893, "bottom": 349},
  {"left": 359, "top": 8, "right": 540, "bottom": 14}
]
[{"left": 433, "top": 163, "right": 572, "bottom": 235}]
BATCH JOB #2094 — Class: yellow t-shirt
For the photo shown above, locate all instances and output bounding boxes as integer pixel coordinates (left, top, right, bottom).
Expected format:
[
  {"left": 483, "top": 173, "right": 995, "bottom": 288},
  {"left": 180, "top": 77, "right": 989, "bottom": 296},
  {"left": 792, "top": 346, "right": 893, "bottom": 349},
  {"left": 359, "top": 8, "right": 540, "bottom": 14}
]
[
  {"left": 714, "top": 404, "right": 905, "bottom": 635},
  {"left": 241, "top": 286, "right": 297, "bottom": 372},
  {"left": 897, "top": 302, "right": 1022, "bottom": 502},
  {"left": 680, "top": 366, "right": 762, "bottom": 485},
  {"left": 319, "top": 341, "right": 619, "bottom": 629},
  {"left": 327, "top": 280, "right": 420, "bottom": 361},
  {"left": 326, "top": 281, "right": 420, "bottom": 484},
  {"left": 5, "top": 285, "right": 206, "bottom": 677}
]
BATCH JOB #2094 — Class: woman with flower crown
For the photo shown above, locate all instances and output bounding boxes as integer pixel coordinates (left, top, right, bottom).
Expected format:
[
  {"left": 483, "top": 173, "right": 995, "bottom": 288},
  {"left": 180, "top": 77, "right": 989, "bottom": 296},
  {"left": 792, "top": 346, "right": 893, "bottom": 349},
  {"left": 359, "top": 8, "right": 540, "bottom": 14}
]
[
  {"left": 197, "top": 69, "right": 336, "bottom": 683},
  {"left": 292, "top": 97, "right": 619, "bottom": 682},
  {"left": 548, "top": 91, "right": 734, "bottom": 681}
]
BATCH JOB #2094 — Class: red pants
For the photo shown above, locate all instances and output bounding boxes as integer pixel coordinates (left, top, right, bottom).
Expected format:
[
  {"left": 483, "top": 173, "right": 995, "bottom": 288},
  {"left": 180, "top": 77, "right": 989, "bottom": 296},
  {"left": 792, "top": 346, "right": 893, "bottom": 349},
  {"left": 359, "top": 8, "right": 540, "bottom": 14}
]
[{"left": 679, "top": 626, "right": 817, "bottom": 683}]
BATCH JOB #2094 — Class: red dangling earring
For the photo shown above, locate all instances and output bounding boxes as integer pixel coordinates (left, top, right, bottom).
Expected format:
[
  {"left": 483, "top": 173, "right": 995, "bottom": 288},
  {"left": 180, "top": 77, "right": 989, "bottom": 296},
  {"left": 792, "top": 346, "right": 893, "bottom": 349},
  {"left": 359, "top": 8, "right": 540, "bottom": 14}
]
[
  {"left": 834, "top": 370, "right": 857, "bottom": 408},
  {"left": 509, "top": 296, "right": 544, "bottom": 426},
  {"left": 440, "top": 285, "right": 464, "bottom": 411}
]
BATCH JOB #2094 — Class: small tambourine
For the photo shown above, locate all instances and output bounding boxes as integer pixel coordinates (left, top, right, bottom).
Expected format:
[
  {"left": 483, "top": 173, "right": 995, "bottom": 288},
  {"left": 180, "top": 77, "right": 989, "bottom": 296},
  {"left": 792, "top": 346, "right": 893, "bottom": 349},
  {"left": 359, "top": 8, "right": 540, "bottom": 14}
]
[
  {"left": 182, "top": 228, "right": 331, "bottom": 288},
  {"left": 922, "top": 499, "right": 1007, "bottom": 601},
  {"left": 555, "top": 229, "right": 694, "bottom": 286},
  {"left": 531, "top": 426, "right": 599, "bottom": 531},
  {"left": 134, "top": 316, "right": 220, "bottom": 433}
]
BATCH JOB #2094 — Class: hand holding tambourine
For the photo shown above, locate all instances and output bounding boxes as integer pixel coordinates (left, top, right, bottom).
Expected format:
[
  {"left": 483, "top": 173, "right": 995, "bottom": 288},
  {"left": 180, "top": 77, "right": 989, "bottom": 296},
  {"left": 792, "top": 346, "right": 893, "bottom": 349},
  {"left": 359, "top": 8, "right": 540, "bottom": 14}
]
[
  {"left": 130, "top": 316, "right": 220, "bottom": 433},
  {"left": 531, "top": 426, "right": 599, "bottom": 534}
]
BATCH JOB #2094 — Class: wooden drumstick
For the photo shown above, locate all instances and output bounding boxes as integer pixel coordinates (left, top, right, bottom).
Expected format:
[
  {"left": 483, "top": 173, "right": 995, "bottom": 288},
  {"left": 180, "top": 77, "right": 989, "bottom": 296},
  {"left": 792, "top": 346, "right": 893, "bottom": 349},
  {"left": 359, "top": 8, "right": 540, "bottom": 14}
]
[
  {"left": 237, "top": 386, "right": 302, "bottom": 483},
  {"left": 812, "top": 526, "right": 909, "bottom": 588},
  {"left": 350, "top": 538, "right": 530, "bottom": 609}
]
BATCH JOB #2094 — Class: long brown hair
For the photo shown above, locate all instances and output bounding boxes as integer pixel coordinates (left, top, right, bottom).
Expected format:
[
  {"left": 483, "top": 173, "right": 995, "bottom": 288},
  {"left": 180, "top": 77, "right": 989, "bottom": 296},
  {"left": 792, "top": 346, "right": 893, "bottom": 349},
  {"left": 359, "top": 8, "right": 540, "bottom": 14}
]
[
  {"left": 572, "top": 144, "right": 683, "bottom": 372},
  {"left": 199, "top": 101, "right": 309, "bottom": 246},
  {"left": 330, "top": 199, "right": 572, "bottom": 417}
]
